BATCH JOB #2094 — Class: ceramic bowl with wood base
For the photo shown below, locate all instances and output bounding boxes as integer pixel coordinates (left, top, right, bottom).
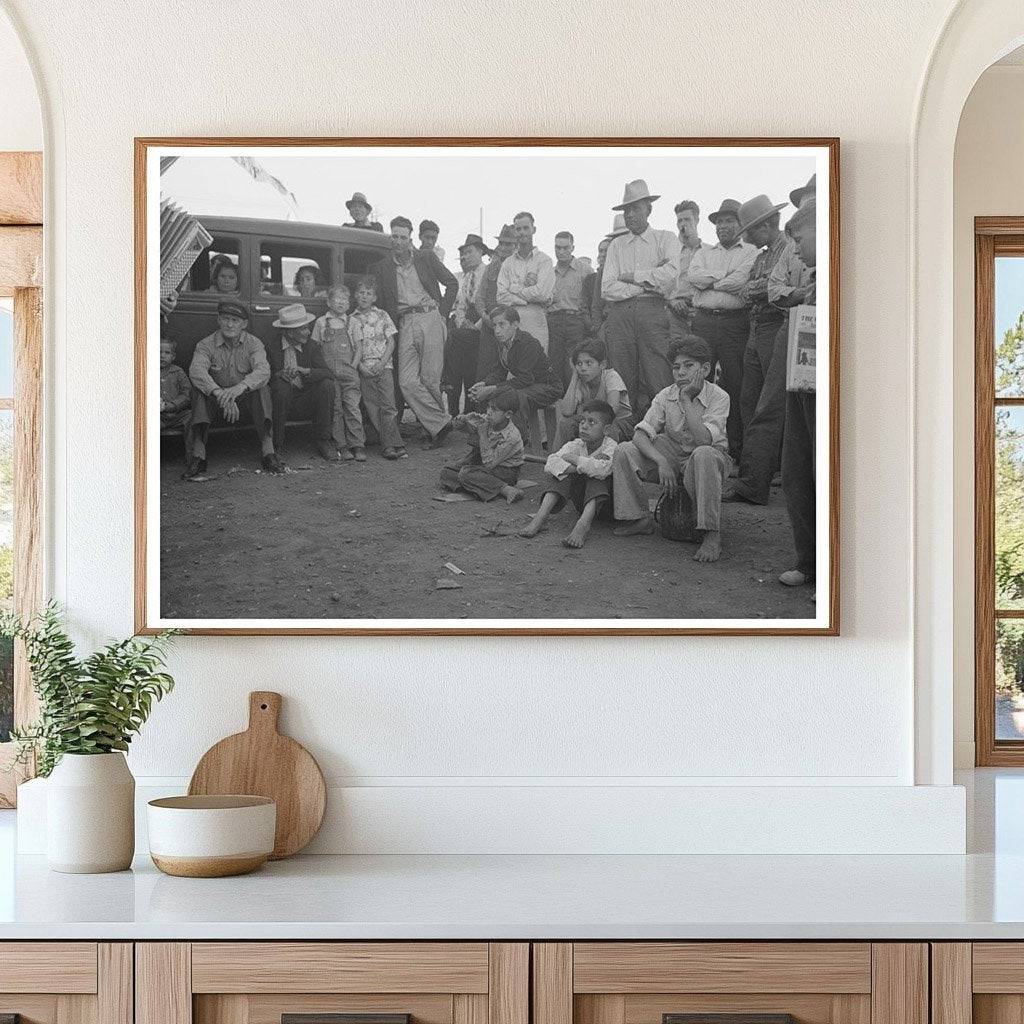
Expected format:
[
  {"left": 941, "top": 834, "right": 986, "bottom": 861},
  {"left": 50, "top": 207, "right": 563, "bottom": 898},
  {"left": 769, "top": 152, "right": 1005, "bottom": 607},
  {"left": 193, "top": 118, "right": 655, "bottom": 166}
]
[{"left": 147, "top": 795, "right": 276, "bottom": 877}]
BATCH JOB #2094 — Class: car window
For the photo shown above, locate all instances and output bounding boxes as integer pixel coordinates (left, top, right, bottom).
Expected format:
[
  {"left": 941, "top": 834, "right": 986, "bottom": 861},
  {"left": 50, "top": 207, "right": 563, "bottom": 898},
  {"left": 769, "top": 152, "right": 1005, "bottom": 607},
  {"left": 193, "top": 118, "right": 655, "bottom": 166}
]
[
  {"left": 343, "top": 246, "right": 381, "bottom": 276},
  {"left": 185, "top": 237, "right": 242, "bottom": 294},
  {"left": 260, "top": 241, "right": 332, "bottom": 298}
]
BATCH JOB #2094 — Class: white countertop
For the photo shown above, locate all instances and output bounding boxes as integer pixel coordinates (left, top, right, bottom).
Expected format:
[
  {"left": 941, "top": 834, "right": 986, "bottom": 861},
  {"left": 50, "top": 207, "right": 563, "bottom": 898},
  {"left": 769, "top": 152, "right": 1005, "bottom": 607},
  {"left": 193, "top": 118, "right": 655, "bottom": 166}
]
[{"left": 1, "top": 850, "right": 1023, "bottom": 940}]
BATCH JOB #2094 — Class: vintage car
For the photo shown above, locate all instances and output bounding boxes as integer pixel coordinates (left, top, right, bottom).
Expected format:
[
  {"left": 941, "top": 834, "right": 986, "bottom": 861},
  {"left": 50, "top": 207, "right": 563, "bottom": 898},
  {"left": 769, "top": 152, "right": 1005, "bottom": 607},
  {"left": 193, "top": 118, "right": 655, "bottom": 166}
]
[{"left": 164, "top": 216, "right": 394, "bottom": 366}]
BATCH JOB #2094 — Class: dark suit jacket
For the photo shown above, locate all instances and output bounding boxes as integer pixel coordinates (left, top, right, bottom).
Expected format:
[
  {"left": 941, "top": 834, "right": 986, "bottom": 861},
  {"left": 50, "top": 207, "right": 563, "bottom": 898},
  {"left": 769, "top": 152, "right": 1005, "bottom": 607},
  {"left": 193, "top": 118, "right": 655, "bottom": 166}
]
[
  {"left": 371, "top": 250, "right": 458, "bottom": 325},
  {"left": 265, "top": 334, "right": 333, "bottom": 386},
  {"left": 483, "top": 330, "right": 562, "bottom": 391}
]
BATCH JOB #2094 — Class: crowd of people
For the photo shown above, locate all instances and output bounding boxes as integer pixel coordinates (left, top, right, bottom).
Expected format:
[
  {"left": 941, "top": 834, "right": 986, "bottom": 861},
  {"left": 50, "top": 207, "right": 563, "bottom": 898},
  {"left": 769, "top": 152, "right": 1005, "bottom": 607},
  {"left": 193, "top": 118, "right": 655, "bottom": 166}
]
[{"left": 161, "top": 171, "right": 819, "bottom": 585}]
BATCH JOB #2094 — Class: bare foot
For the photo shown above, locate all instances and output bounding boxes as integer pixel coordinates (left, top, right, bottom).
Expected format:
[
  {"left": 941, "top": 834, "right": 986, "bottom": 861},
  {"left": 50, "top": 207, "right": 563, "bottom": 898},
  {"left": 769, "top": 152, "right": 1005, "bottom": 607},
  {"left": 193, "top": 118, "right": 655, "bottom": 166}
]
[
  {"left": 562, "top": 523, "right": 590, "bottom": 548},
  {"left": 693, "top": 530, "right": 721, "bottom": 562},
  {"left": 614, "top": 515, "right": 654, "bottom": 537},
  {"left": 504, "top": 486, "right": 524, "bottom": 505},
  {"left": 518, "top": 517, "right": 546, "bottom": 538}
]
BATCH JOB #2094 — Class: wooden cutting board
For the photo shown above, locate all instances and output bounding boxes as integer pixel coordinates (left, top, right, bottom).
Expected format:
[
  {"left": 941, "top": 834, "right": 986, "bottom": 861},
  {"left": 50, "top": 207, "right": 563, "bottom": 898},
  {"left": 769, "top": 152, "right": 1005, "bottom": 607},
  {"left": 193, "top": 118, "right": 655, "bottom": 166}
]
[{"left": 188, "top": 691, "right": 326, "bottom": 859}]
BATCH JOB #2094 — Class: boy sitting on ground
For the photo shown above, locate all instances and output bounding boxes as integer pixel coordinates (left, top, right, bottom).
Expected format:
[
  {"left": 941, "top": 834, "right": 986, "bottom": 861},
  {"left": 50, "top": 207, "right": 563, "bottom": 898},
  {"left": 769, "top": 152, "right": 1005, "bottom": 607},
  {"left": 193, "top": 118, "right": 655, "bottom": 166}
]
[
  {"left": 553, "top": 337, "right": 632, "bottom": 449},
  {"left": 159, "top": 336, "right": 192, "bottom": 434},
  {"left": 611, "top": 336, "right": 731, "bottom": 563},
  {"left": 440, "top": 389, "right": 525, "bottom": 504},
  {"left": 520, "top": 399, "right": 618, "bottom": 549}
]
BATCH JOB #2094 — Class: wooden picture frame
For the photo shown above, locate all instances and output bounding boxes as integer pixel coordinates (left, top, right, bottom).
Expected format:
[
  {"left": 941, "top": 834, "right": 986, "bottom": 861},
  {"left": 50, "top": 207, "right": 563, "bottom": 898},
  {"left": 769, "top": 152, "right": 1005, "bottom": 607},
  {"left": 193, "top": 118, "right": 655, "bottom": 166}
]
[
  {"left": 974, "top": 217, "right": 1024, "bottom": 765},
  {"left": 0, "top": 151, "right": 43, "bottom": 806},
  {"left": 136, "top": 137, "right": 840, "bottom": 636}
]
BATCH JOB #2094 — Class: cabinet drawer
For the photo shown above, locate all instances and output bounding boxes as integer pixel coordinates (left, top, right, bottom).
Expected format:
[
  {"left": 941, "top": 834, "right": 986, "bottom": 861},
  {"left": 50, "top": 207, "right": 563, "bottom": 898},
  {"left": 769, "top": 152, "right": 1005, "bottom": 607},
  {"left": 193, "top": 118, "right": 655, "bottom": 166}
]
[
  {"left": 534, "top": 944, "right": 925, "bottom": 1024},
  {"left": 0, "top": 942, "right": 98, "bottom": 993},
  {"left": 572, "top": 944, "right": 872, "bottom": 994},
  {"left": 191, "top": 943, "right": 490, "bottom": 993},
  {"left": 139, "top": 942, "right": 528, "bottom": 1024}
]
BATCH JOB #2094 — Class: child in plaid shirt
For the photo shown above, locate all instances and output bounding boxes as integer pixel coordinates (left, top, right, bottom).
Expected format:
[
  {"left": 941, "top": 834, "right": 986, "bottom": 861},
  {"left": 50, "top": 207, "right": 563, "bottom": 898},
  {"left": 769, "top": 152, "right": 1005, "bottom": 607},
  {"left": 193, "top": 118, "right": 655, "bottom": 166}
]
[
  {"left": 312, "top": 284, "right": 366, "bottom": 461},
  {"left": 349, "top": 276, "right": 407, "bottom": 460}
]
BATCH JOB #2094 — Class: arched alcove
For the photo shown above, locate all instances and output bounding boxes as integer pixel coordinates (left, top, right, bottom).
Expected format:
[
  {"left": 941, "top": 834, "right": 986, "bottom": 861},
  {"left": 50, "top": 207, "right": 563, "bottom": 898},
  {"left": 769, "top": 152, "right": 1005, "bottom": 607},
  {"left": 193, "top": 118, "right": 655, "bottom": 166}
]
[{"left": 913, "top": 0, "right": 1024, "bottom": 785}]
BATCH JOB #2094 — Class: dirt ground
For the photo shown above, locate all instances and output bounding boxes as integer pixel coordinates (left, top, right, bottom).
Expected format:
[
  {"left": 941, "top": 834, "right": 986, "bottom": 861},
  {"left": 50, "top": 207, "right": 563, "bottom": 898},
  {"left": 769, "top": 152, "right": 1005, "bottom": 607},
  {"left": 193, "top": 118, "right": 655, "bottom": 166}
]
[{"left": 158, "top": 425, "right": 814, "bottom": 622}]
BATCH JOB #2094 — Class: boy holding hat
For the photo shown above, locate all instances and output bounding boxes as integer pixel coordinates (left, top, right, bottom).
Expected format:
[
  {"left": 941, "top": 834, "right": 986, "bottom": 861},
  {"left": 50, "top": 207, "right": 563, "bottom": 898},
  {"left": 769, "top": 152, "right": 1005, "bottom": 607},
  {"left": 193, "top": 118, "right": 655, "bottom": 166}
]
[
  {"left": 187, "top": 299, "right": 279, "bottom": 477},
  {"left": 687, "top": 198, "right": 759, "bottom": 461},
  {"left": 266, "top": 303, "right": 340, "bottom": 465},
  {"left": 342, "top": 191, "right": 383, "bottom": 232},
  {"left": 601, "top": 180, "right": 681, "bottom": 417}
]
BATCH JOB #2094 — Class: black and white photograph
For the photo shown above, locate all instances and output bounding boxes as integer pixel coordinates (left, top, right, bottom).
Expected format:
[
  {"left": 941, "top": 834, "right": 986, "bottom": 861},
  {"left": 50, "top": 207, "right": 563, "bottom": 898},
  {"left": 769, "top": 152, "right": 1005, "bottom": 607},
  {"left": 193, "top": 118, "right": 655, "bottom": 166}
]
[{"left": 138, "top": 139, "right": 837, "bottom": 634}]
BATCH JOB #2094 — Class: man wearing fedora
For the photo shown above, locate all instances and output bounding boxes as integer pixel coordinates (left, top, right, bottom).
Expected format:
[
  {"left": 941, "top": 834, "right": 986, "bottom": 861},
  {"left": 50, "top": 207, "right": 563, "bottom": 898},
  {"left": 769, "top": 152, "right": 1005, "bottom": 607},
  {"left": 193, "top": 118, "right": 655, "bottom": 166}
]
[
  {"left": 444, "top": 233, "right": 491, "bottom": 416},
  {"left": 265, "top": 303, "right": 340, "bottom": 465},
  {"left": 371, "top": 215, "right": 459, "bottom": 446},
  {"left": 547, "top": 230, "right": 594, "bottom": 388},
  {"left": 497, "top": 211, "right": 555, "bottom": 350},
  {"left": 476, "top": 224, "right": 517, "bottom": 381},
  {"left": 342, "top": 191, "right": 384, "bottom": 232},
  {"left": 601, "top": 180, "right": 681, "bottom": 416},
  {"left": 687, "top": 198, "right": 759, "bottom": 461},
  {"left": 187, "top": 299, "right": 279, "bottom": 477}
]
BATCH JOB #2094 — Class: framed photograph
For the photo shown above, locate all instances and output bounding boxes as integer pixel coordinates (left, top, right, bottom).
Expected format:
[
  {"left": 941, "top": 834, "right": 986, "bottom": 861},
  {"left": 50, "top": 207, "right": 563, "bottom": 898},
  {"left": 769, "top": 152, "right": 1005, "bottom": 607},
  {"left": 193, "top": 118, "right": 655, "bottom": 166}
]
[{"left": 135, "top": 137, "right": 839, "bottom": 636}]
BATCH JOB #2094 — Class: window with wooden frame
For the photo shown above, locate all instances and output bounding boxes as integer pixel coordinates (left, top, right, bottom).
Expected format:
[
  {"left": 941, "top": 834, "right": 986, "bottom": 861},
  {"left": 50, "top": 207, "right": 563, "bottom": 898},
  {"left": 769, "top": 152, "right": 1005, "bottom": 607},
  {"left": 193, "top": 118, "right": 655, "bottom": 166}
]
[
  {"left": 0, "top": 151, "right": 43, "bottom": 806},
  {"left": 976, "top": 219, "right": 1024, "bottom": 765}
]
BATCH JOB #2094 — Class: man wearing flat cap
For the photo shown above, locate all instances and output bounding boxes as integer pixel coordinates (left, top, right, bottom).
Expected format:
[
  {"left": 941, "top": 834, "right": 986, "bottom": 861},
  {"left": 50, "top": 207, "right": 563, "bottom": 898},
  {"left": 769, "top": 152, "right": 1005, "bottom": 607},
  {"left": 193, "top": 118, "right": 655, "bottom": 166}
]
[
  {"left": 187, "top": 300, "right": 280, "bottom": 476},
  {"left": 444, "top": 233, "right": 491, "bottom": 415},
  {"left": 601, "top": 179, "right": 681, "bottom": 415},
  {"left": 342, "top": 191, "right": 384, "bottom": 232},
  {"left": 688, "top": 198, "right": 759, "bottom": 461}
]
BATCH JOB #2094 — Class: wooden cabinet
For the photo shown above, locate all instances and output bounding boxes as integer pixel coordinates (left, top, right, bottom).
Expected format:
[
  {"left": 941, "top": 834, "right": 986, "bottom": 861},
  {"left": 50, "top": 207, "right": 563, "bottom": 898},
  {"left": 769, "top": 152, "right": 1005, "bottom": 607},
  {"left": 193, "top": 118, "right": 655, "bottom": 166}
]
[
  {"left": 931, "top": 943, "right": 1024, "bottom": 1024},
  {"left": 0, "top": 942, "right": 132, "bottom": 1024},
  {"left": 533, "top": 944, "right": 928, "bottom": 1024},
  {"left": 136, "top": 943, "right": 528, "bottom": 1024}
]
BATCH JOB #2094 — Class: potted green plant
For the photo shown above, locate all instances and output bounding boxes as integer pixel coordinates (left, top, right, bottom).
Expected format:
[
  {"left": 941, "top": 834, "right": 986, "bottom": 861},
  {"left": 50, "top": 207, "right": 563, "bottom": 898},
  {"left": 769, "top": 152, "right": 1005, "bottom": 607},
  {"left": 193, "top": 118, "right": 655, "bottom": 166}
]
[{"left": 2, "top": 603, "right": 177, "bottom": 873}]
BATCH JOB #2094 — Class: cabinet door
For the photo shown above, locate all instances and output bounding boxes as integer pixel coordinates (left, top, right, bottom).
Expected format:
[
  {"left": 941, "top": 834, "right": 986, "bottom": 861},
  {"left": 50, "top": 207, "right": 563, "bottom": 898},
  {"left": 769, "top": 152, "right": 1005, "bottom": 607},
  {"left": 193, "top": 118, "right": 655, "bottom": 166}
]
[
  {"left": 137, "top": 943, "right": 528, "bottom": 1024},
  {"left": 0, "top": 942, "right": 132, "bottom": 1024},
  {"left": 534, "top": 943, "right": 927, "bottom": 1024},
  {"left": 937, "top": 943, "right": 1024, "bottom": 1024}
]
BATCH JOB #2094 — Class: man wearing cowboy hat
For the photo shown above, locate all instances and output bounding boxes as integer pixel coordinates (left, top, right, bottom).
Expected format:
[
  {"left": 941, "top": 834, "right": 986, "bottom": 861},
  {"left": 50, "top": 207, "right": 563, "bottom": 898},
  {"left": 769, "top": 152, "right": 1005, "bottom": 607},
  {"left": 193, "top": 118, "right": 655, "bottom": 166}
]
[
  {"left": 546, "top": 230, "right": 594, "bottom": 388},
  {"left": 266, "top": 303, "right": 340, "bottom": 465},
  {"left": 342, "top": 191, "right": 384, "bottom": 232},
  {"left": 497, "top": 210, "right": 556, "bottom": 350},
  {"left": 187, "top": 299, "right": 280, "bottom": 477},
  {"left": 687, "top": 198, "right": 759, "bottom": 461},
  {"left": 723, "top": 194, "right": 792, "bottom": 507},
  {"left": 443, "top": 233, "right": 491, "bottom": 415},
  {"left": 476, "top": 224, "right": 517, "bottom": 380},
  {"left": 601, "top": 180, "right": 681, "bottom": 414}
]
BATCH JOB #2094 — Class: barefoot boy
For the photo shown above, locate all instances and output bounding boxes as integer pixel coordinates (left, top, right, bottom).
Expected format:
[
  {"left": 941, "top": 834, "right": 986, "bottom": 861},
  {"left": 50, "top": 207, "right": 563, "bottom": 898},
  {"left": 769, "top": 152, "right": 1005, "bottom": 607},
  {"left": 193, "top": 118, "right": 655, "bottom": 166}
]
[
  {"left": 520, "top": 399, "right": 617, "bottom": 549},
  {"left": 439, "top": 389, "right": 525, "bottom": 504},
  {"left": 611, "top": 336, "right": 730, "bottom": 562}
]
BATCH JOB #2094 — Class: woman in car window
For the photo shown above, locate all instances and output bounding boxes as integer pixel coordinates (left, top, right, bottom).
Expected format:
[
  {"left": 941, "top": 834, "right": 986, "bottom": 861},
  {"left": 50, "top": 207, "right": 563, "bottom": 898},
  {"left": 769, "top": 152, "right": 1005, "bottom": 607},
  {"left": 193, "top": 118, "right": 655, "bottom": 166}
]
[
  {"left": 289, "top": 264, "right": 327, "bottom": 299},
  {"left": 205, "top": 256, "right": 240, "bottom": 295}
]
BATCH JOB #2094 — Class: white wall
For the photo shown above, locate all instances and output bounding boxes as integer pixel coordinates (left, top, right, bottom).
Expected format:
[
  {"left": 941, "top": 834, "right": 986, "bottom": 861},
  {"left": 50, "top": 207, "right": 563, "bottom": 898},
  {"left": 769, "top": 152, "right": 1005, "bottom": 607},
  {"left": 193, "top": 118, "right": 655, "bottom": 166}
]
[
  {"left": 952, "top": 64, "right": 1024, "bottom": 768},
  {"left": 0, "top": 8, "right": 39, "bottom": 151},
  {"left": 0, "top": 0, "right": 974, "bottom": 852}
]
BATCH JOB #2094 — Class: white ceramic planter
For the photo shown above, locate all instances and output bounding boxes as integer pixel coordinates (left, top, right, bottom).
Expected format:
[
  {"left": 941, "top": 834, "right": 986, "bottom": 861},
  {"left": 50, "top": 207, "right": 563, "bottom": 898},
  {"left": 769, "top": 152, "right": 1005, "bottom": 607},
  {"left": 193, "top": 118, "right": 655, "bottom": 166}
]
[{"left": 46, "top": 752, "right": 135, "bottom": 873}]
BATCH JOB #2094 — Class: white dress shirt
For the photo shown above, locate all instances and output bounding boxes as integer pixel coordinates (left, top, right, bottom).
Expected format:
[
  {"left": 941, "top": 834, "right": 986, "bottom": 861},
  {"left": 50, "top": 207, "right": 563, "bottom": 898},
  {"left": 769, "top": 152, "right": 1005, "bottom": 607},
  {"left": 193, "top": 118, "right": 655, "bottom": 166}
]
[{"left": 601, "top": 228, "right": 681, "bottom": 302}]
